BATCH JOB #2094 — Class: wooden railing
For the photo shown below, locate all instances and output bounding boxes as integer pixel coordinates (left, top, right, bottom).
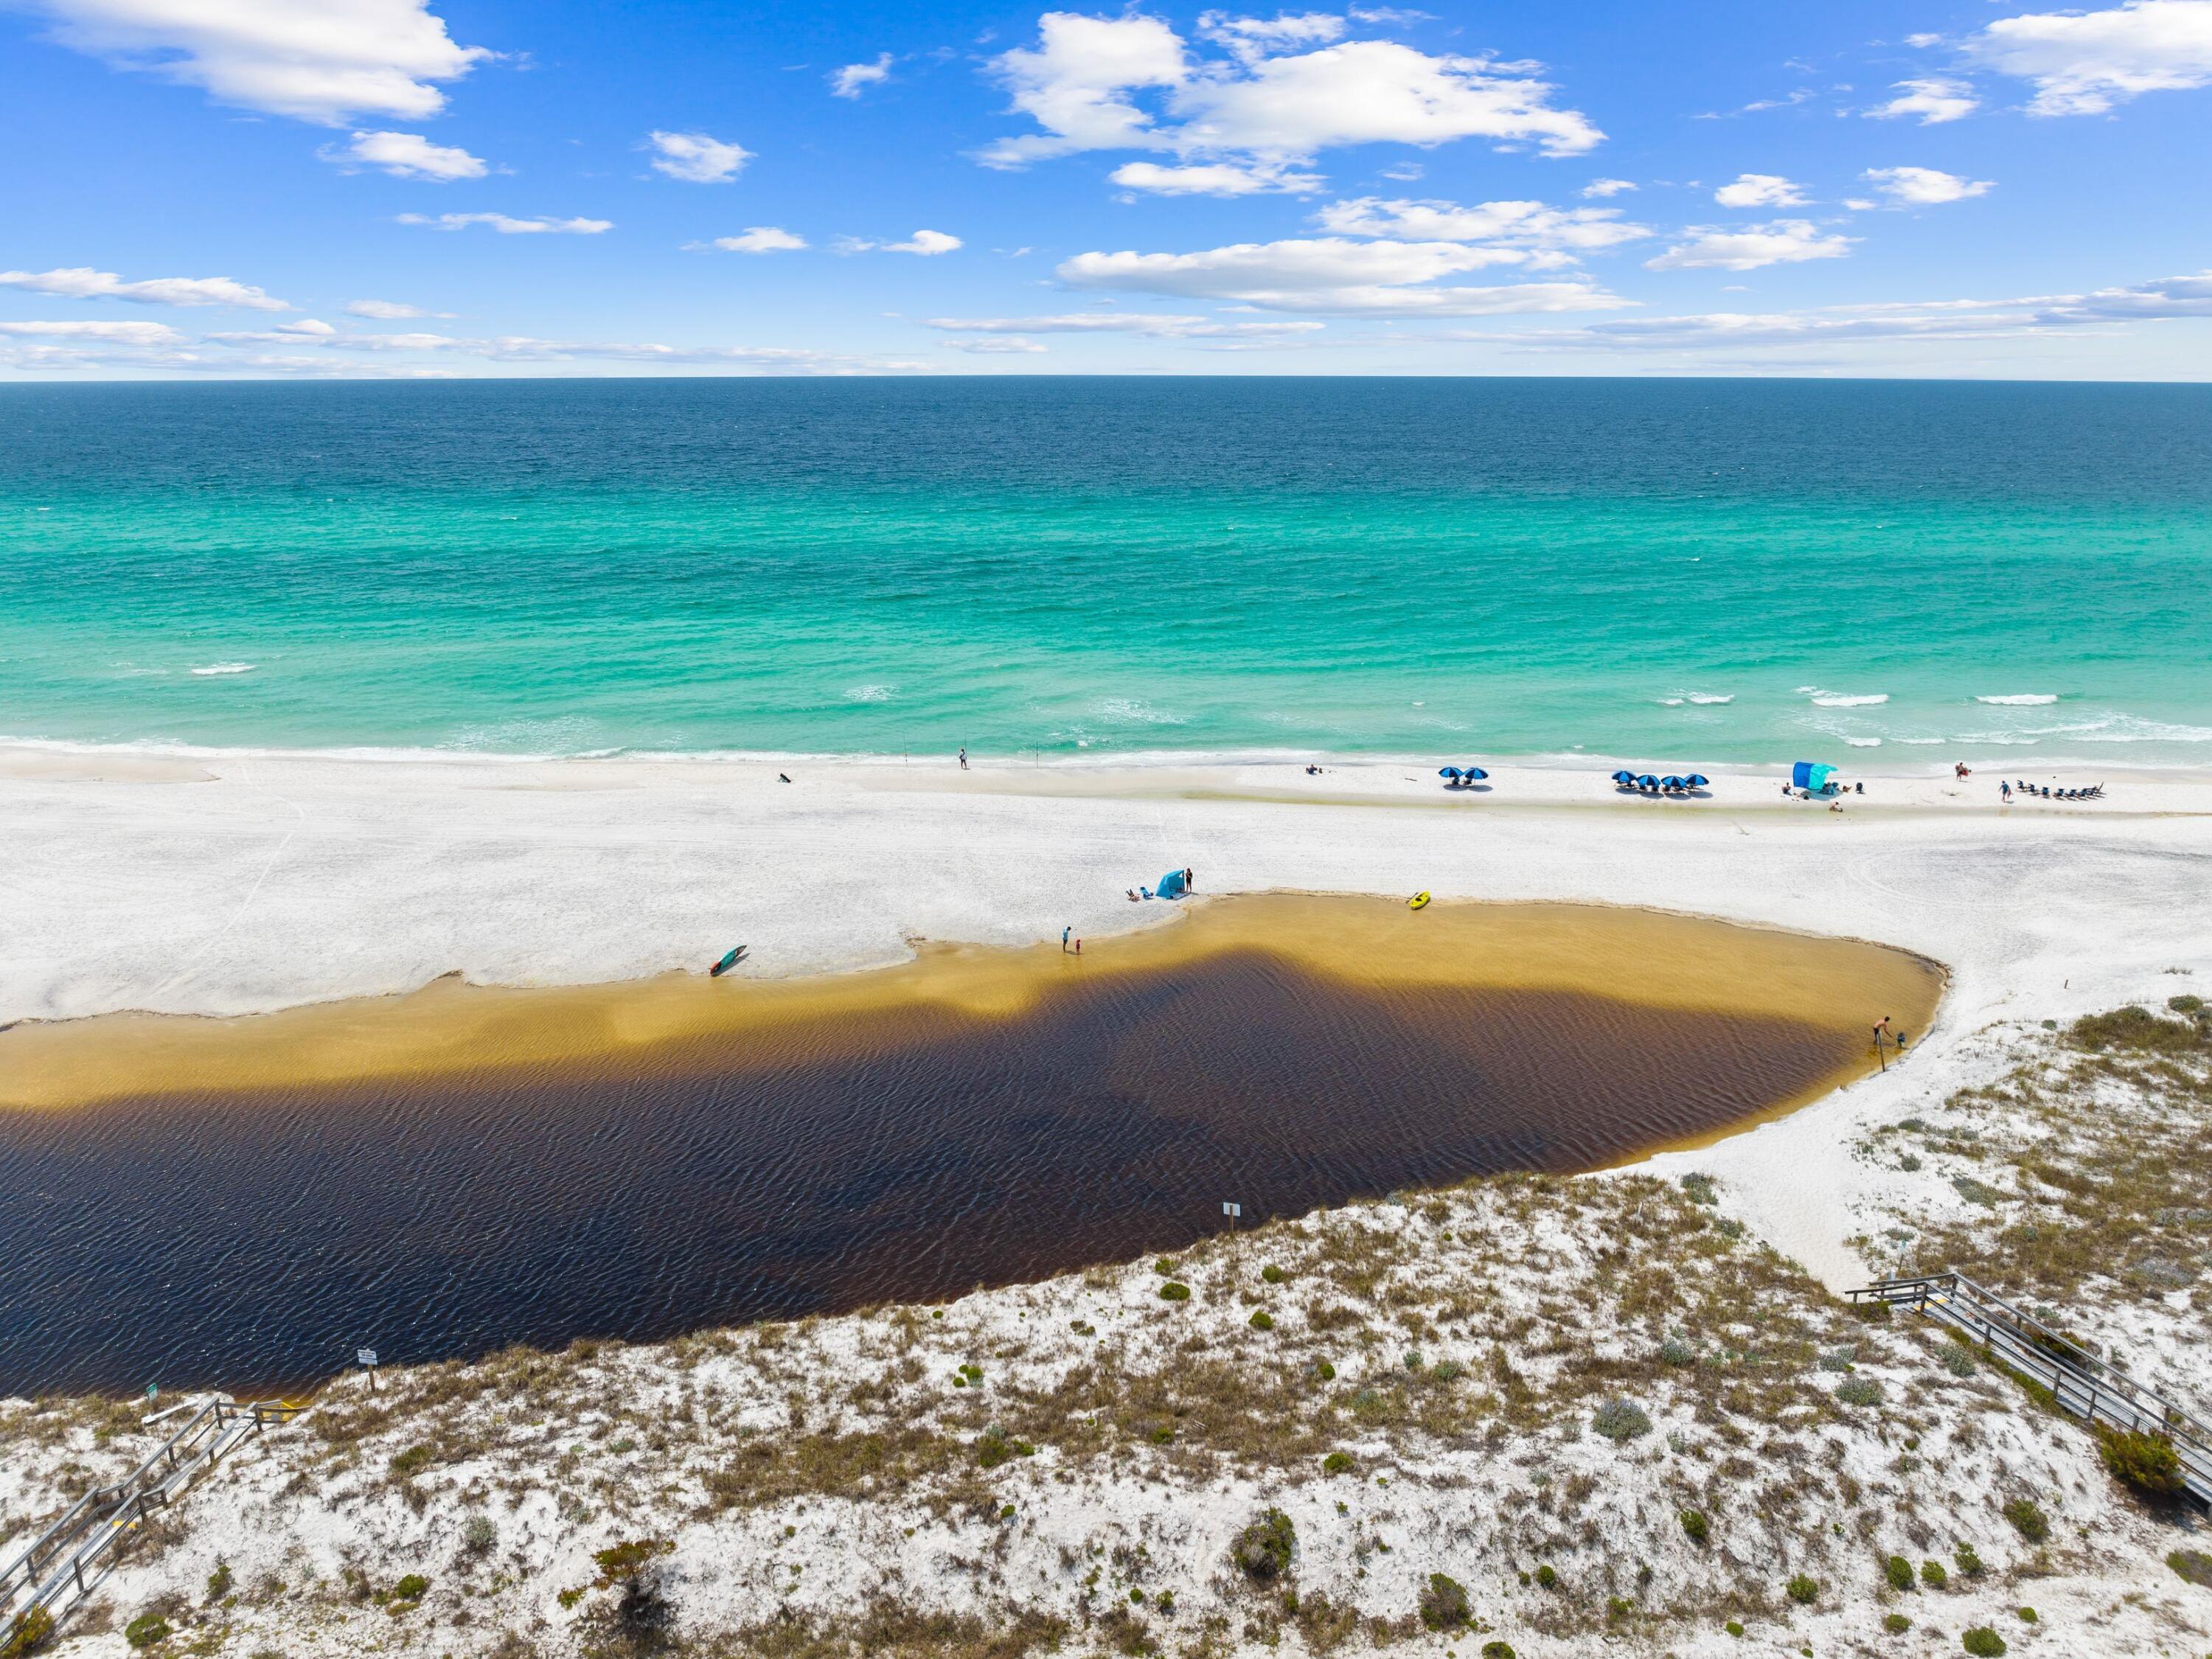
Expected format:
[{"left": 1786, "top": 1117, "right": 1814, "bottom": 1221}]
[
  {"left": 1, "top": 1397, "right": 302, "bottom": 1647},
  {"left": 1851, "top": 1270, "right": 2209, "bottom": 1509}
]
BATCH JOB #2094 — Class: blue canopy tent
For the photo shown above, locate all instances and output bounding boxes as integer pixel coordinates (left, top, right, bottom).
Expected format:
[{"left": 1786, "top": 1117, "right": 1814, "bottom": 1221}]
[
  {"left": 1791, "top": 761, "right": 1838, "bottom": 793},
  {"left": 1156, "top": 869, "right": 1189, "bottom": 900}
]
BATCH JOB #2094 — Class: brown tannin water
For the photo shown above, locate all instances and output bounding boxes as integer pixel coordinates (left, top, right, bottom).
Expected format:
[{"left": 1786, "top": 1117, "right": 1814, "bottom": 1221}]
[{"left": 0, "top": 898, "right": 1941, "bottom": 1394}]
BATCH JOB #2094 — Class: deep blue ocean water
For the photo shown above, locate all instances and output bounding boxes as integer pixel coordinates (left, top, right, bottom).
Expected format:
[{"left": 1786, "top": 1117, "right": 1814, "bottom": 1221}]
[{"left": 4, "top": 378, "right": 2208, "bottom": 764}]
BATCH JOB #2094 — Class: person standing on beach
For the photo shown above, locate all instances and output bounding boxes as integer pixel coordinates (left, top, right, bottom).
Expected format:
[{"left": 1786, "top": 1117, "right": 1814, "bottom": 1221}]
[
  {"left": 1062, "top": 926, "right": 1071, "bottom": 953},
  {"left": 958, "top": 747, "right": 968, "bottom": 771},
  {"left": 1183, "top": 867, "right": 1194, "bottom": 892},
  {"left": 2001, "top": 780, "right": 2011, "bottom": 802}
]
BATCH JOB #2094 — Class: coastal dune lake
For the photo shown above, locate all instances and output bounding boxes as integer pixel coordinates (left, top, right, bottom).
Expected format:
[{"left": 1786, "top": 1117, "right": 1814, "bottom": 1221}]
[{"left": 0, "top": 897, "right": 1941, "bottom": 1396}]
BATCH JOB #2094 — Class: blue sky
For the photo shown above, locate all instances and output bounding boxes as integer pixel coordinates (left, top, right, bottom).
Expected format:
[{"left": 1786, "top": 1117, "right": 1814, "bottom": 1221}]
[{"left": 4, "top": 0, "right": 2211, "bottom": 377}]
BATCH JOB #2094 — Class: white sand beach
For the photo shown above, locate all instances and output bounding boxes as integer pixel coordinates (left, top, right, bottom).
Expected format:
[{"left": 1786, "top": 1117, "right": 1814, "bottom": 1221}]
[
  {"left": 7, "top": 742, "right": 2210, "bottom": 1293},
  {"left": 8, "top": 742, "right": 2212, "bottom": 1658}
]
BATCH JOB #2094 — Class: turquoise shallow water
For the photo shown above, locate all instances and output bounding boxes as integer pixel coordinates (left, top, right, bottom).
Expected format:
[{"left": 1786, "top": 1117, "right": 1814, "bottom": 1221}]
[{"left": 4, "top": 378, "right": 2209, "bottom": 765}]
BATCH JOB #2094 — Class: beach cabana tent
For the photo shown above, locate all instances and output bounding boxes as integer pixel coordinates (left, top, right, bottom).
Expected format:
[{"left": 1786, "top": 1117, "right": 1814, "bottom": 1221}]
[
  {"left": 1156, "top": 869, "right": 1189, "bottom": 900},
  {"left": 1791, "top": 761, "right": 1837, "bottom": 792}
]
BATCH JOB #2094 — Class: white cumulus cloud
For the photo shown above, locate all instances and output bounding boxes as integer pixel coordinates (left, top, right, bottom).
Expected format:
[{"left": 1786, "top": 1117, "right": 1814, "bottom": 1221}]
[
  {"left": 945, "top": 337, "right": 1049, "bottom": 353},
  {"left": 1057, "top": 237, "right": 1630, "bottom": 315},
  {"left": 1581, "top": 177, "right": 1637, "bottom": 198},
  {"left": 27, "top": 0, "right": 487, "bottom": 124},
  {"left": 1174, "top": 39, "right": 1602, "bottom": 159},
  {"left": 1110, "top": 159, "right": 1321, "bottom": 195},
  {"left": 1315, "top": 196, "right": 1649, "bottom": 258},
  {"left": 327, "top": 130, "right": 487, "bottom": 180},
  {"left": 978, "top": 12, "right": 1601, "bottom": 173},
  {"left": 1866, "top": 77, "right": 1980, "bottom": 123},
  {"left": 831, "top": 53, "right": 895, "bottom": 98},
  {"left": 1644, "top": 220, "right": 1854, "bottom": 271},
  {"left": 1967, "top": 0, "right": 2212, "bottom": 114},
  {"left": 0, "top": 318, "right": 185, "bottom": 343},
  {"left": 927, "top": 312, "right": 1324, "bottom": 338},
  {"left": 701, "top": 226, "right": 807, "bottom": 254},
  {"left": 1472, "top": 268, "right": 2212, "bottom": 355},
  {"left": 344, "top": 298, "right": 450, "bottom": 319},
  {"left": 1196, "top": 10, "right": 1348, "bottom": 62},
  {"left": 1862, "top": 166, "right": 1994, "bottom": 205},
  {"left": 397, "top": 212, "right": 611, "bottom": 234},
  {"left": 841, "top": 229, "right": 961, "bottom": 255},
  {"left": 1713, "top": 173, "right": 1806, "bottom": 208},
  {"left": 647, "top": 131, "right": 751, "bottom": 184},
  {"left": 0, "top": 266, "right": 289, "bottom": 310},
  {"left": 202, "top": 319, "right": 353, "bottom": 344}
]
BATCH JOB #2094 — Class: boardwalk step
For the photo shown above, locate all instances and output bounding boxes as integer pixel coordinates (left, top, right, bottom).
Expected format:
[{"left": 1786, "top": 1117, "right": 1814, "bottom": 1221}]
[
  {"left": 1, "top": 1397, "right": 302, "bottom": 1646},
  {"left": 1851, "top": 1270, "right": 2210, "bottom": 1509}
]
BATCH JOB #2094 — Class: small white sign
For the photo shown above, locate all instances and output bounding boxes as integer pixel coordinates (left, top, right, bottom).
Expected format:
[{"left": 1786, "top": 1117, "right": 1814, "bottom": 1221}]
[
  {"left": 357, "top": 1349, "right": 379, "bottom": 1368},
  {"left": 1222, "top": 1202, "right": 1242, "bottom": 1218}
]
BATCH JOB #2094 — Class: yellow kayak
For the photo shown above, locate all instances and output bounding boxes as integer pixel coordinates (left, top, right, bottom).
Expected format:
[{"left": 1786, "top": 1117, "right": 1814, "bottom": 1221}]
[{"left": 1408, "top": 891, "right": 1431, "bottom": 910}]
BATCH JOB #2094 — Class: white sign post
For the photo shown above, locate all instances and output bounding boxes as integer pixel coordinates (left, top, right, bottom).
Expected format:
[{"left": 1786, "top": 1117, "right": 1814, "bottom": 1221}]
[
  {"left": 358, "top": 1348, "right": 380, "bottom": 1391},
  {"left": 1222, "top": 1201, "right": 1242, "bottom": 1232}
]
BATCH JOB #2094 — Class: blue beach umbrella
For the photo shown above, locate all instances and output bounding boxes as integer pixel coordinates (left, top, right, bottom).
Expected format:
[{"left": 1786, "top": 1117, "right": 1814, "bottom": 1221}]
[
  {"left": 1610, "top": 769, "right": 1636, "bottom": 784},
  {"left": 1660, "top": 775, "right": 1686, "bottom": 789},
  {"left": 1637, "top": 773, "right": 1660, "bottom": 788},
  {"left": 1438, "top": 767, "right": 1461, "bottom": 779},
  {"left": 1686, "top": 773, "right": 1710, "bottom": 787},
  {"left": 1461, "top": 766, "right": 1488, "bottom": 780}
]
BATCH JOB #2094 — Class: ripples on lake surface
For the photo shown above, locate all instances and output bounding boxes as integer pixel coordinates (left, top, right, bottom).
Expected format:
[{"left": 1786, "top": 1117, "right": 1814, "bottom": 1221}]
[{"left": 0, "top": 950, "right": 1857, "bottom": 1395}]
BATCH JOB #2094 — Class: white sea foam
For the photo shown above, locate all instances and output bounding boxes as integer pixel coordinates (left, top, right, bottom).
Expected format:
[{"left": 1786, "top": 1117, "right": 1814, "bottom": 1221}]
[
  {"left": 2047, "top": 714, "right": 2212, "bottom": 744},
  {"left": 1658, "top": 698, "right": 1685, "bottom": 707},
  {"left": 1976, "top": 694, "right": 2059, "bottom": 706},
  {"left": 189, "top": 662, "right": 257, "bottom": 677},
  {"left": 1809, "top": 692, "right": 1888, "bottom": 708},
  {"left": 845, "top": 684, "right": 896, "bottom": 703},
  {"left": 1843, "top": 737, "right": 1882, "bottom": 748},
  {"left": 443, "top": 716, "right": 606, "bottom": 752},
  {"left": 1895, "top": 737, "right": 1944, "bottom": 745},
  {"left": 1687, "top": 694, "right": 1734, "bottom": 706},
  {"left": 1096, "top": 698, "right": 1186, "bottom": 726}
]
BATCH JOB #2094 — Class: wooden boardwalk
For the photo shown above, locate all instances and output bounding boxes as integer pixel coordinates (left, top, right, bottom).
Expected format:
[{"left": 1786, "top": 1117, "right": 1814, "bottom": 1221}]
[
  {"left": 1, "top": 1396, "right": 302, "bottom": 1649},
  {"left": 1853, "top": 1270, "right": 2210, "bottom": 1509}
]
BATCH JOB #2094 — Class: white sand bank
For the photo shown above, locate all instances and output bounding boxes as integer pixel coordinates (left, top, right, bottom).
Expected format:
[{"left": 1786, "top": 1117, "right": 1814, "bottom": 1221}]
[{"left": 7, "top": 743, "right": 2211, "bottom": 1288}]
